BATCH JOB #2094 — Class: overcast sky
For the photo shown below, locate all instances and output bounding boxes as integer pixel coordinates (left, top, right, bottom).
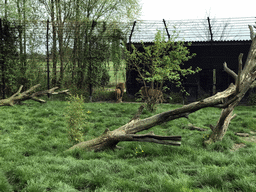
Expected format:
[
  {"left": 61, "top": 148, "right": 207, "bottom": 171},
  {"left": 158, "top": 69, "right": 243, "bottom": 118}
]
[{"left": 139, "top": 0, "right": 256, "bottom": 20}]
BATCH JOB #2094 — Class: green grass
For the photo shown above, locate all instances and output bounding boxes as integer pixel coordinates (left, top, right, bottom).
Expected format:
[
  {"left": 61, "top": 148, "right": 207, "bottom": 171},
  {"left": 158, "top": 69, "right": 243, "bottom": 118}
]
[{"left": 1, "top": 100, "right": 256, "bottom": 191}]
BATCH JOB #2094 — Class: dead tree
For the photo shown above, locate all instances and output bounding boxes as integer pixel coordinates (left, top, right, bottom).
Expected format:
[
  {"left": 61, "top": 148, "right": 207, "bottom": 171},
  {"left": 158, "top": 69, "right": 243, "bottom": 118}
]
[
  {"left": 0, "top": 84, "right": 70, "bottom": 106},
  {"left": 67, "top": 26, "right": 256, "bottom": 152},
  {"left": 205, "top": 25, "right": 256, "bottom": 144}
]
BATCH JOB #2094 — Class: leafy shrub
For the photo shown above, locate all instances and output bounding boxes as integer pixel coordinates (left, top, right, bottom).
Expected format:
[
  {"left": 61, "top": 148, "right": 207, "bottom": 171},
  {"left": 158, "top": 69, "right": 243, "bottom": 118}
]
[
  {"left": 92, "top": 88, "right": 115, "bottom": 102},
  {"left": 101, "top": 68, "right": 111, "bottom": 88},
  {"left": 65, "top": 94, "right": 88, "bottom": 144},
  {"left": 0, "top": 169, "right": 13, "bottom": 192},
  {"left": 66, "top": 84, "right": 90, "bottom": 102}
]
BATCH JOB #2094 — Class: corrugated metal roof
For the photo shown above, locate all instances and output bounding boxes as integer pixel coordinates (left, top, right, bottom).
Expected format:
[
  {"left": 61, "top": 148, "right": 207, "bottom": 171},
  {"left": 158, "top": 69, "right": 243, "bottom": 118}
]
[
  {"left": 128, "top": 40, "right": 252, "bottom": 47},
  {"left": 127, "top": 17, "right": 256, "bottom": 43}
]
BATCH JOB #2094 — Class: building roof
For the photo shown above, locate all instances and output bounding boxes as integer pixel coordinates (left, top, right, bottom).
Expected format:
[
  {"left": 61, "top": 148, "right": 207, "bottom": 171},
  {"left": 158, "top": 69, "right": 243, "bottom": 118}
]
[{"left": 127, "top": 17, "right": 256, "bottom": 43}]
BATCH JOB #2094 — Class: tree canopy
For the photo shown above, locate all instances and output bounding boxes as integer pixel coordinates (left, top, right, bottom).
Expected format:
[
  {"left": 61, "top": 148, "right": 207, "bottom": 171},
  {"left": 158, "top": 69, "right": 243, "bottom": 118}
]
[{"left": 0, "top": 0, "right": 142, "bottom": 98}]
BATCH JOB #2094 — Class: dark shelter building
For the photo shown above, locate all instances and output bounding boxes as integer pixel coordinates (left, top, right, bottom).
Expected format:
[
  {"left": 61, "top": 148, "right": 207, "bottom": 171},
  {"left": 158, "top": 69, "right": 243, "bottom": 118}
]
[{"left": 125, "top": 17, "right": 255, "bottom": 102}]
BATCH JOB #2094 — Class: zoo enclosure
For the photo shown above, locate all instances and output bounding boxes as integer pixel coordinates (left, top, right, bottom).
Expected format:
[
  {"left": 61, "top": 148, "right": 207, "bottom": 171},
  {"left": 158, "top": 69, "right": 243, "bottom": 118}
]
[
  {"left": 126, "top": 17, "right": 256, "bottom": 101},
  {"left": 0, "top": 17, "right": 255, "bottom": 100}
]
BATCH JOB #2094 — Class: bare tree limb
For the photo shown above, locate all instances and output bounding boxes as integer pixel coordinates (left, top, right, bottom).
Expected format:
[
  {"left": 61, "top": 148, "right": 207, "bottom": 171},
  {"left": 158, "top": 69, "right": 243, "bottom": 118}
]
[
  {"left": 236, "top": 53, "right": 243, "bottom": 94},
  {"left": 0, "top": 84, "right": 70, "bottom": 106},
  {"left": 223, "top": 62, "right": 237, "bottom": 80},
  {"left": 187, "top": 124, "right": 208, "bottom": 131},
  {"left": 249, "top": 25, "right": 255, "bottom": 40}
]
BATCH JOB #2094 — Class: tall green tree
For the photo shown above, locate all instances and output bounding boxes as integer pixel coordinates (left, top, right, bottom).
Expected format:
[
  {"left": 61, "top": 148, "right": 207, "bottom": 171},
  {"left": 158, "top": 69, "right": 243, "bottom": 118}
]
[
  {"left": 0, "top": 0, "right": 141, "bottom": 94},
  {"left": 124, "top": 30, "right": 201, "bottom": 111},
  {"left": 68, "top": 0, "right": 141, "bottom": 97},
  {"left": 0, "top": 0, "right": 39, "bottom": 90},
  {"left": 37, "top": 0, "right": 141, "bottom": 90},
  {"left": 0, "top": 19, "right": 20, "bottom": 96}
]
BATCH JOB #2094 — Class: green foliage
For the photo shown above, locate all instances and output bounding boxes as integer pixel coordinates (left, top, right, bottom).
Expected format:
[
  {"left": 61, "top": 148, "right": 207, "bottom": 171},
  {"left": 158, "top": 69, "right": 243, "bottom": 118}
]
[
  {"left": 65, "top": 94, "right": 88, "bottom": 144},
  {"left": 67, "top": 84, "right": 90, "bottom": 102},
  {"left": 111, "top": 29, "right": 123, "bottom": 77},
  {"left": 101, "top": 67, "right": 111, "bottom": 88},
  {"left": 124, "top": 30, "right": 201, "bottom": 111},
  {"left": 0, "top": 169, "right": 13, "bottom": 192},
  {"left": 1, "top": 0, "right": 142, "bottom": 98},
  {"left": 0, "top": 19, "right": 20, "bottom": 96},
  {"left": 92, "top": 88, "right": 115, "bottom": 102}
]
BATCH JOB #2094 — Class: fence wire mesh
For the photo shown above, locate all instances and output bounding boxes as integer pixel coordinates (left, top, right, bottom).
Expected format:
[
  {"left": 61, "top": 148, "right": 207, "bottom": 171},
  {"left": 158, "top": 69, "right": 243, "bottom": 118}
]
[
  {"left": 0, "top": 17, "right": 255, "bottom": 99},
  {"left": 128, "top": 17, "right": 256, "bottom": 42}
]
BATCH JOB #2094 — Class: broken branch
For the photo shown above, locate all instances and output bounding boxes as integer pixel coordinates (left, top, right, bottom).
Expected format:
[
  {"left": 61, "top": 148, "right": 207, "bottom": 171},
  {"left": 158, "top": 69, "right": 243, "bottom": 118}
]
[
  {"left": 223, "top": 62, "right": 237, "bottom": 80},
  {"left": 236, "top": 53, "right": 243, "bottom": 94},
  {"left": 0, "top": 84, "right": 70, "bottom": 106}
]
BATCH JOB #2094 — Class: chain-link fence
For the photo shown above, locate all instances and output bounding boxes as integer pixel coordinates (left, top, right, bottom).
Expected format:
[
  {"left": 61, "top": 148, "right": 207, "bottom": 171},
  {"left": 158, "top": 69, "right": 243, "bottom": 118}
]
[
  {"left": 0, "top": 19, "right": 130, "bottom": 98},
  {"left": 1, "top": 17, "right": 255, "bottom": 99}
]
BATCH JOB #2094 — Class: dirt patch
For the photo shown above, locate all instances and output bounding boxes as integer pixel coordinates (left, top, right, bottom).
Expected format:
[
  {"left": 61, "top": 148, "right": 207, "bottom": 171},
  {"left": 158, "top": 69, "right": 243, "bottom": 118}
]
[
  {"left": 242, "top": 131, "right": 256, "bottom": 143},
  {"left": 231, "top": 131, "right": 256, "bottom": 151},
  {"left": 231, "top": 143, "right": 247, "bottom": 152}
]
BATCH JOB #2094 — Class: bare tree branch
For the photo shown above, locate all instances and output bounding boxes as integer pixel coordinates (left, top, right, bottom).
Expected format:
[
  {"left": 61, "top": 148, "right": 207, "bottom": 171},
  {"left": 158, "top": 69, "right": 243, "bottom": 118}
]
[
  {"left": 249, "top": 25, "right": 255, "bottom": 40},
  {"left": 223, "top": 62, "right": 237, "bottom": 80},
  {"left": 0, "top": 84, "right": 70, "bottom": 106},
  {"left": 236, "top": 53, "right": 243, "bottom": 94}
]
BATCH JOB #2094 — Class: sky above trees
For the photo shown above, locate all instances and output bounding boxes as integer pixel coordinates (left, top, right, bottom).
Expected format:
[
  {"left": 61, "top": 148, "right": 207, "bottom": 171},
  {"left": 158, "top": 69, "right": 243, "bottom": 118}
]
[{"left": 140, "top": 0, "right": 256, "bottom": 20}]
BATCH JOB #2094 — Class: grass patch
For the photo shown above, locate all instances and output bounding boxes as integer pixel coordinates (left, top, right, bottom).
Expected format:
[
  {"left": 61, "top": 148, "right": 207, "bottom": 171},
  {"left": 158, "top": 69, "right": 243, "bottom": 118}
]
[{"left": 0, "top": 101, "right": 256, "bottom": 191}]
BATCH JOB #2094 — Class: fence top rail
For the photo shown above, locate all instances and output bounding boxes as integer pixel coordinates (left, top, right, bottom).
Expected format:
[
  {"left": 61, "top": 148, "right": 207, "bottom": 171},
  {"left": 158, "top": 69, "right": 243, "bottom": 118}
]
[
  {"left": 127, "top": 17, "right": 256, "bottom": 42},
  {"left": 1, "top": 16, "right": 255, "bottom": 43}
]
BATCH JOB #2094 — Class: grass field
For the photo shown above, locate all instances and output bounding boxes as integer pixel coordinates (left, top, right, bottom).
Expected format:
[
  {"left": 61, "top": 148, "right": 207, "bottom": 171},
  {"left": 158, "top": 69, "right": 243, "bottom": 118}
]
[{"left": 1, "top": 99, "right": 256, "bottom": 191}]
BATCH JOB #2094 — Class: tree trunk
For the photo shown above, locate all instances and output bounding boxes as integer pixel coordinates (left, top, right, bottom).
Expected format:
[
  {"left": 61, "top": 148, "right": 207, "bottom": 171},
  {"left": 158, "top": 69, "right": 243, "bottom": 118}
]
[
  {"left": 51, "top": 0, "right": 57, "bottom": 86},
  {"left": 0, "top": 84, "right": 69, "bottom": 106},
  {"left": 205, "top": 25, "right": 256, "bottom": 144},
  {"left": 56, "top": 0, "right": 64, "bottom": 87},
  {"left": 68, "top": 25, "right": 256, "bottom": 152}
]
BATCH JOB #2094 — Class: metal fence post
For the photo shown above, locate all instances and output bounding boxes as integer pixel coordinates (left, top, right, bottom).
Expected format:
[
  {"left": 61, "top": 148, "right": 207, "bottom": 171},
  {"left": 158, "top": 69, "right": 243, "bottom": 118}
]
[
  {"left": 163, "top": 19, "right": 170, "bottom": 40},
  {"left": 0, "top": 18, "right": 5, "bottom": 99},
  {"left": 46, "top": 19, "right": 50, "bottom": 98}
]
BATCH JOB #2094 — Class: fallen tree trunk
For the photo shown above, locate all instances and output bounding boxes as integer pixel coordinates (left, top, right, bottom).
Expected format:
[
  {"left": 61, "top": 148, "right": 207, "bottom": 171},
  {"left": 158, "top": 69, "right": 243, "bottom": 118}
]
[
  {"left": 0, "top": 84, "right": 70, "bottom": 106},
  {"left": 67, "top": 83, "right": 238, "bottom": 152},
  {"left": 67, "top": 26, "right": 256, "bottom": 152}
]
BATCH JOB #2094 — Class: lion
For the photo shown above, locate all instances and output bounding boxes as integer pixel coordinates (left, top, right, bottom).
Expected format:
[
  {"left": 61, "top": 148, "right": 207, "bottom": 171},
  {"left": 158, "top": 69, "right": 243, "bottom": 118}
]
[
  {"left": 140, "top": 86, "right": 164, "bottom": 102},
  {"left": 115, "top": 88, "right": 122, "bottom": 103},
  {"left": 115, "top": 83, "right": 125, "bottom": 103}
]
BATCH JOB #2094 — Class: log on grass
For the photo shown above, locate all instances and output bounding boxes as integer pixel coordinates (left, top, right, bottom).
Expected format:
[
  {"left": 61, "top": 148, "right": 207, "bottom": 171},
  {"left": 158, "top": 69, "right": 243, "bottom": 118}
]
[
  {"left": 0, "top": 84, "right": 70, "bottom": 106},
  {"left": 67, "top": 84, "right": 239, "bottom": 152}
]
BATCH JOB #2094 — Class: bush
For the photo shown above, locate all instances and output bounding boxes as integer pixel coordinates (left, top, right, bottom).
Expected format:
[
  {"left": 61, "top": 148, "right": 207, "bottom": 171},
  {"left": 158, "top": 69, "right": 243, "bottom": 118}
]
[
  {"left": 92, "top": 88, "right": 115, "bottom": 102},
  {"left": 101, "top": 68, "right": 111, "bottom": 88},
  {"left": 65, "top": 94, "right": 88, "bottom": 144},
  {"left": 66, "top": 84, "right": 90, "bottom": 102}
]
